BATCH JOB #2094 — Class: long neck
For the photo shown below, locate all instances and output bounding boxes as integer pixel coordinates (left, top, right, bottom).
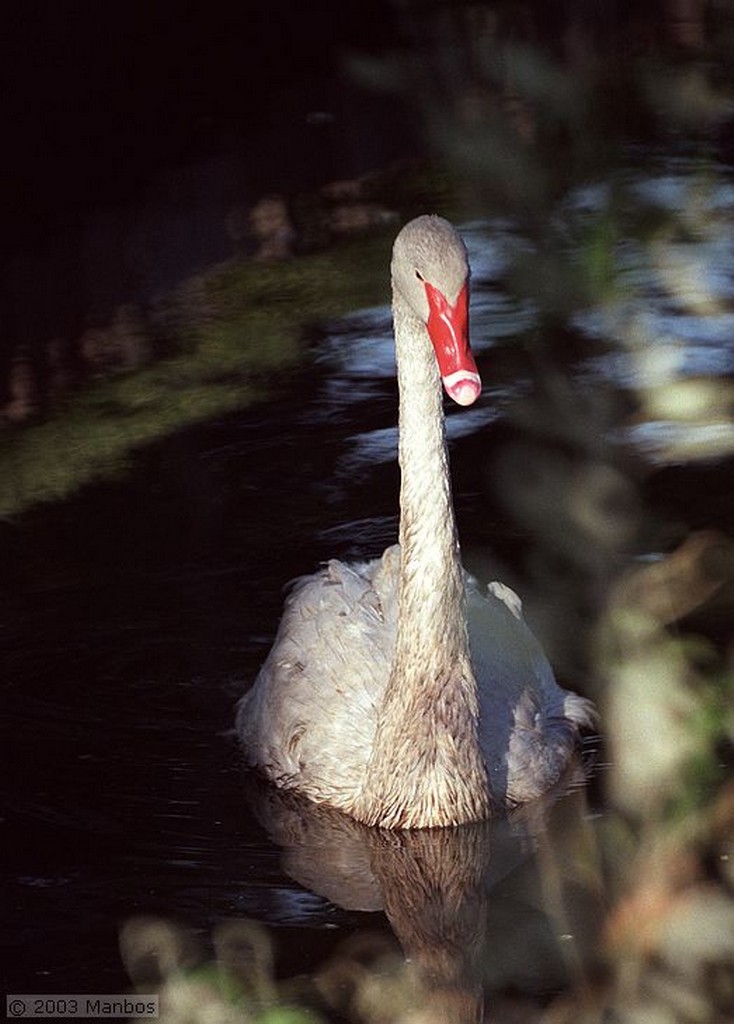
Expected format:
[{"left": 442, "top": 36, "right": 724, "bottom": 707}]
[
  {"left": 393, "top": 300, "right": 466, "bottom": 660},
  {"left": 355, "top": 295, "right": 491, "bottom": 829}
]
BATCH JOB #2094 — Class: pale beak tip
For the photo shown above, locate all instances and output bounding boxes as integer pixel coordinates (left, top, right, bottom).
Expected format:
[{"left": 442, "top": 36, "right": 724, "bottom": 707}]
[{"left": 444, "top": 374, "right": 482, "bottom": 406}]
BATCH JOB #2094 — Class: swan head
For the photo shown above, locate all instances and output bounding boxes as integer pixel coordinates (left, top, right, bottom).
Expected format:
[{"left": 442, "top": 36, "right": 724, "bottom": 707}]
[{"left": 391, "top": 215, "right": 482, "bottom": 407}]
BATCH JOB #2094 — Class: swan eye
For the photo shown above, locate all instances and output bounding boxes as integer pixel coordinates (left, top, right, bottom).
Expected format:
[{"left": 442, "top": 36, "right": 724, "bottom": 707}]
[{"left": 415, "top": 269, "right": 425, "bottom": 281}]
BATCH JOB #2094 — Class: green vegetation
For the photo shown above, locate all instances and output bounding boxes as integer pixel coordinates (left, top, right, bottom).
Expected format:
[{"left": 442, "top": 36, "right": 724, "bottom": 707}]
[{"left": 0, "top": 231, "right": 395, "bottom": 518}]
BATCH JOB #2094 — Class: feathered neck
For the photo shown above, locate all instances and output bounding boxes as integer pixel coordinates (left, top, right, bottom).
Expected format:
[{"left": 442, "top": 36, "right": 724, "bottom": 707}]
[{"left": 354, "top": 290, "right": 491, "bottom": 829}]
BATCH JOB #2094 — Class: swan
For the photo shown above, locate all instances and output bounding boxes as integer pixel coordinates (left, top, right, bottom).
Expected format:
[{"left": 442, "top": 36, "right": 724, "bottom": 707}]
[{"left": 237, "top": 215, "right": 595, "bottom": 829}]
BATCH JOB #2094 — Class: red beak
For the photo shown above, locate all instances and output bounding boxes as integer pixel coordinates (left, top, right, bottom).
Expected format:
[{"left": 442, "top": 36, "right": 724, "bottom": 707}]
[{"left": 424, "top": 281, "right": 482, "bottom": 406}]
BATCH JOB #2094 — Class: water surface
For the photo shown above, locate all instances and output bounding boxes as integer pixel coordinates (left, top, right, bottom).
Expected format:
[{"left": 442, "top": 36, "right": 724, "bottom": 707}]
[{"left": 2, "top": 171, "right": 732, "bottom": 1011}]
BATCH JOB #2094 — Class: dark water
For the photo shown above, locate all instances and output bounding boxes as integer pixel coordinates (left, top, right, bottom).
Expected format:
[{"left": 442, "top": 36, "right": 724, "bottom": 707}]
[
  {"left": 1, "top": 371, "right": 379, "bottom": 993},
  {"left": 2, "top": 180, "right": 733, "bottom": 1011}
]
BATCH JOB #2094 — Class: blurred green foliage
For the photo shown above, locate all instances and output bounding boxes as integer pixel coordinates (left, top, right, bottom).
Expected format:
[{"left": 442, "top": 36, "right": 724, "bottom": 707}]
[
  {"left": 362, "top": 3, "right": 734, "bottom": 1020},
  {"left": 0, "top": 233, "right": 394, "bottom": 518}
]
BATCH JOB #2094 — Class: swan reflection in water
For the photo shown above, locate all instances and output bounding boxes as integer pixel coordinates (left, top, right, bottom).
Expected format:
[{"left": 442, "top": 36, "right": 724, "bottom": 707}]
[{"left": 121, "top": 762, "right": 602, "bottom": 1023}]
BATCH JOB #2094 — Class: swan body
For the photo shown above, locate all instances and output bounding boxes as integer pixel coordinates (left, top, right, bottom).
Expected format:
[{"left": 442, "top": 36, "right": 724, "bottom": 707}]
[{"left": 237, "top": 215, "right": 594, "bottom": 829}]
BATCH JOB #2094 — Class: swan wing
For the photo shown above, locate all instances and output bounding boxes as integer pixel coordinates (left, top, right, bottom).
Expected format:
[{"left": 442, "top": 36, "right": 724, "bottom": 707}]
[
  {"left": 468, "top": 579, "right": 594, "bottom": 805},
  {"left": 237, "top": 546, "right": 400, "bottom": 808}
]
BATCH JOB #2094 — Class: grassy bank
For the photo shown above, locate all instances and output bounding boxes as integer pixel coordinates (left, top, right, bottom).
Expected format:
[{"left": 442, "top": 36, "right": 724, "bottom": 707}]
[{"left": 0, "top": 229, "right": 395, "bottom": 519}]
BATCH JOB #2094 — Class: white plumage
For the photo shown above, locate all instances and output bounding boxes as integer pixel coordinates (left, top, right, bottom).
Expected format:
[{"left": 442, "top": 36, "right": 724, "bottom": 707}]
[{"left": 237, "top": 216, "right": 594, "bottom": 829}]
